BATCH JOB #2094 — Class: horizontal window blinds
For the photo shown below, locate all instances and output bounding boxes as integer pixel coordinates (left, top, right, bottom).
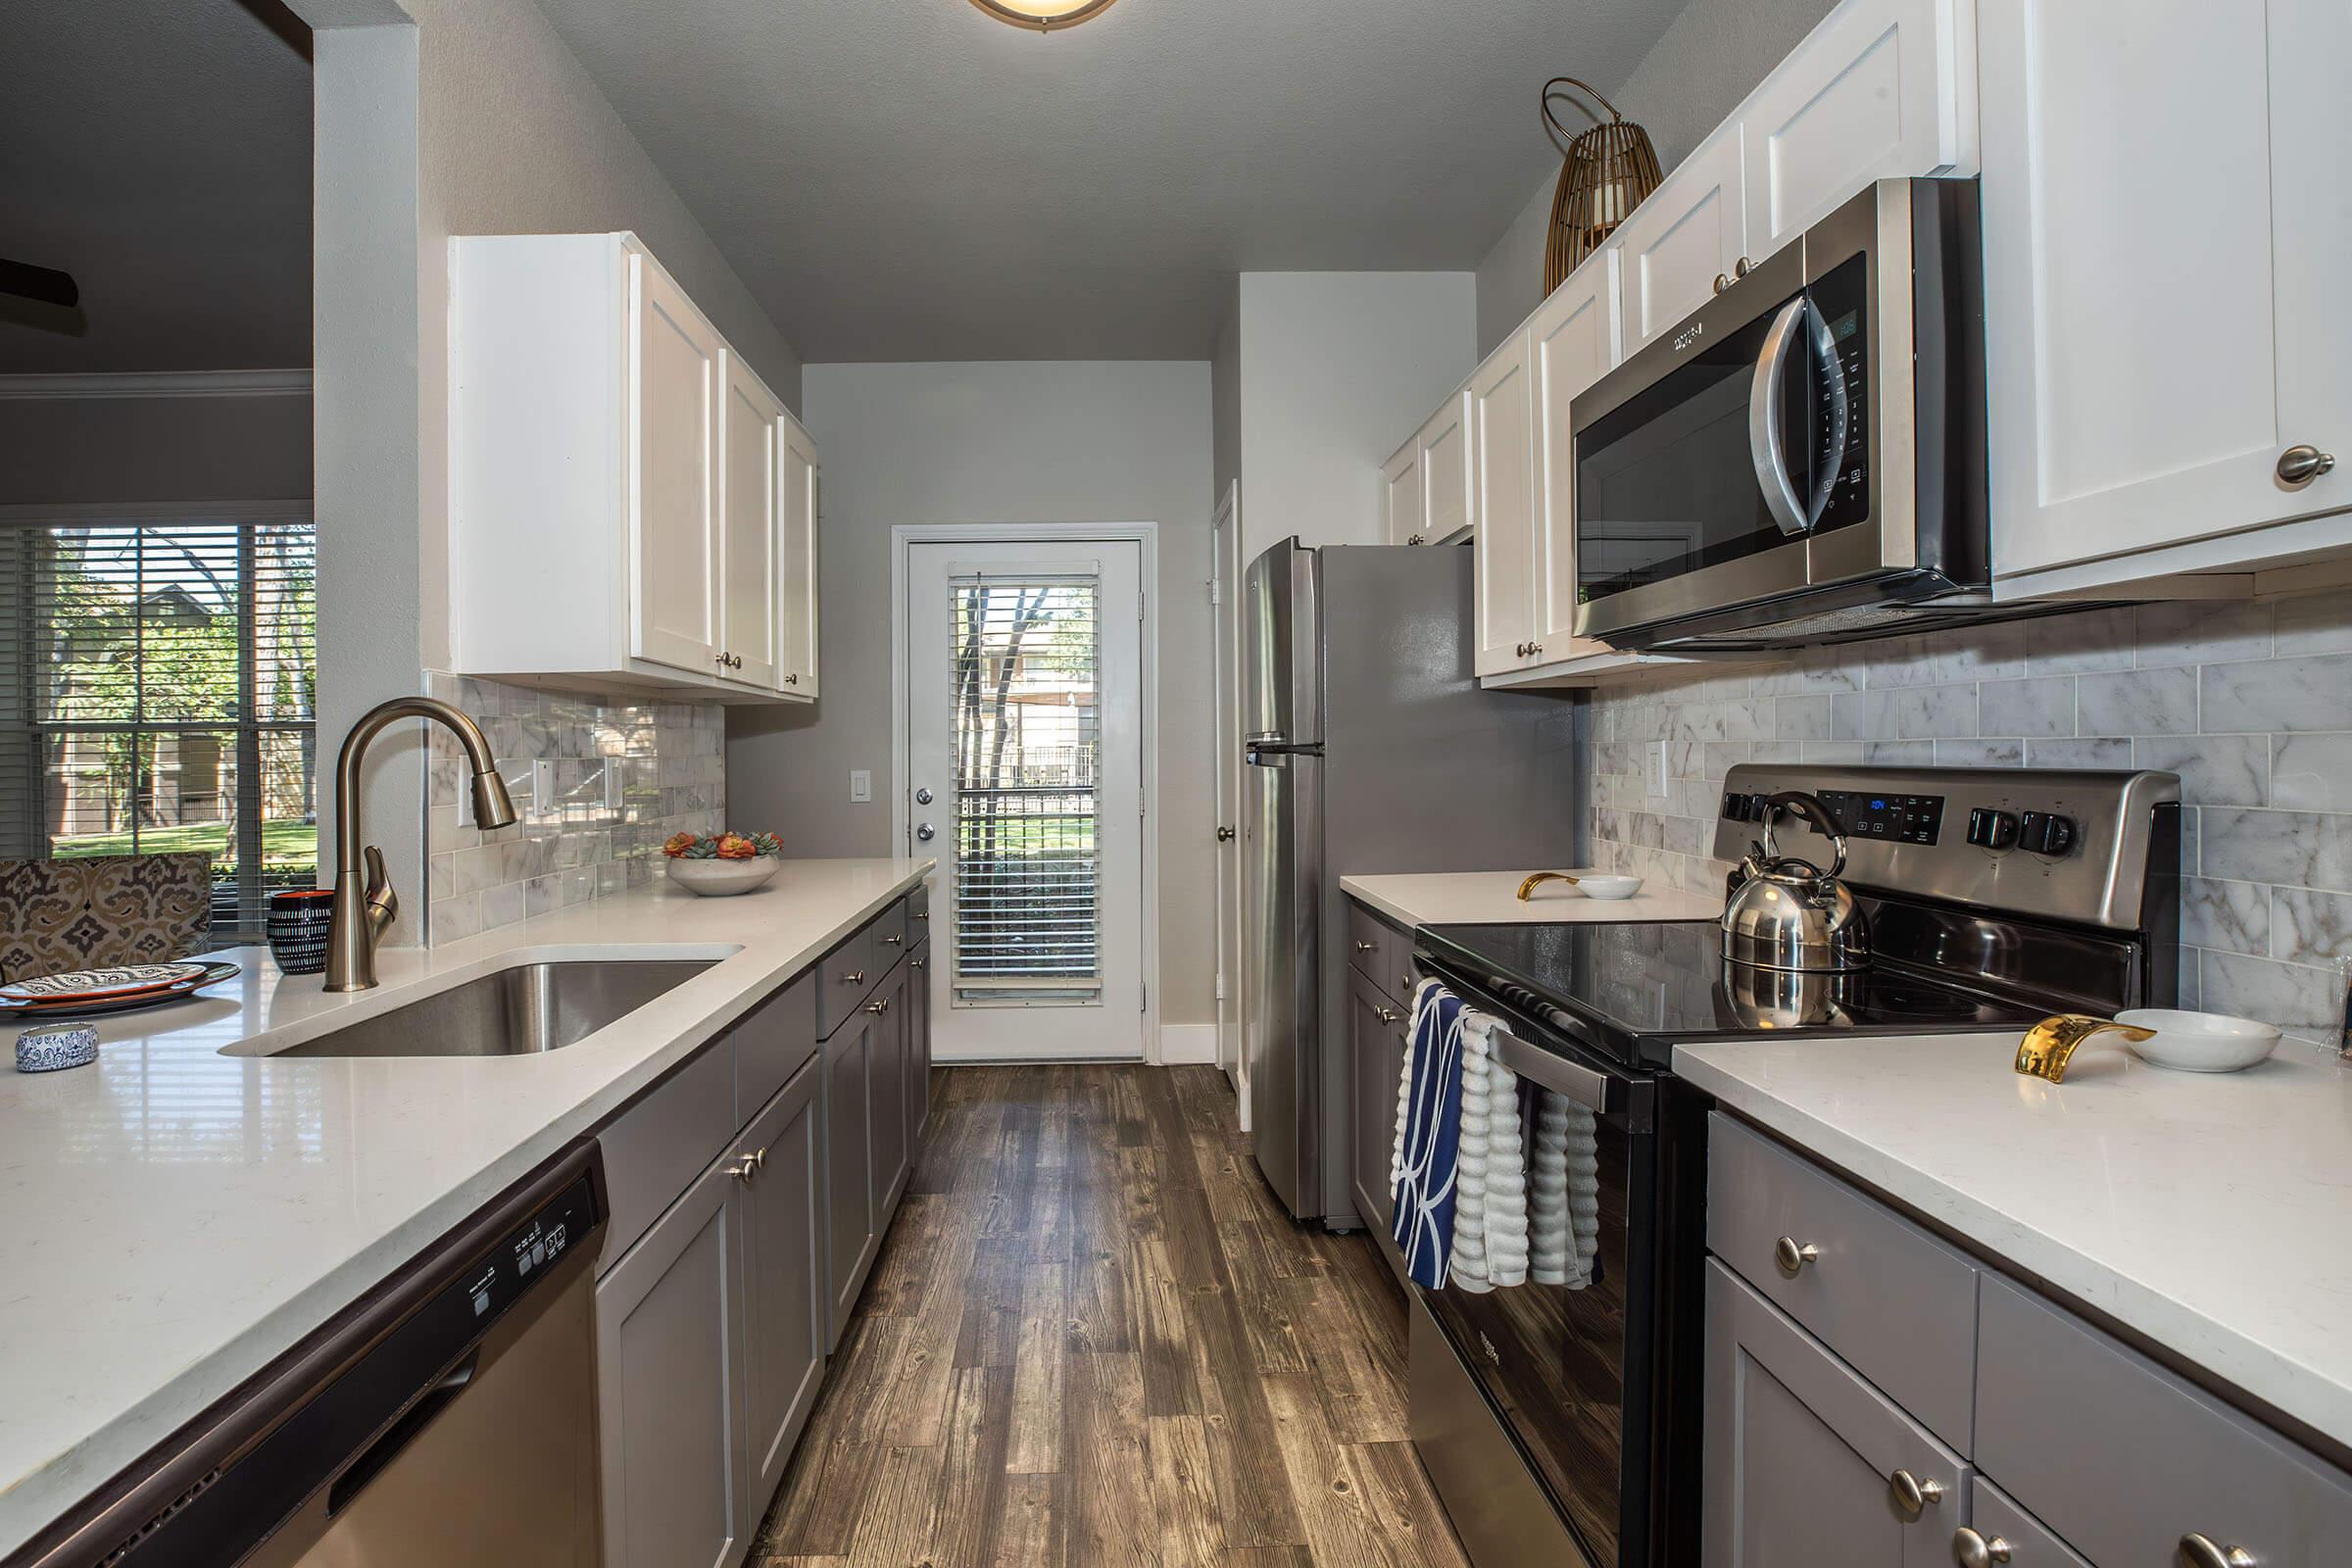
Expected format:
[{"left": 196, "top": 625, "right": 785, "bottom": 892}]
[
  {"left": 0, "top": 520, "right": 318, "bottom": 942},
  {"left": 949, "top": 574, "right": 1102, "bottom": 1001}
]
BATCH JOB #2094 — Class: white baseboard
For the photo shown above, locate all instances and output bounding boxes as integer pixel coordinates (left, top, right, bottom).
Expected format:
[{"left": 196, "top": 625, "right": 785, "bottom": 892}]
[{"left": 1157, "top": 1023, "right": 1218, "bottom": 1064}]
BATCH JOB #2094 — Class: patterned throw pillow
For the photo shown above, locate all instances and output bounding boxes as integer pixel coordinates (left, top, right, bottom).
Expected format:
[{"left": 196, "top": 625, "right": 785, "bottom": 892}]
[{"left": 0, "top": 855, "right": 214, "bottom": 984}]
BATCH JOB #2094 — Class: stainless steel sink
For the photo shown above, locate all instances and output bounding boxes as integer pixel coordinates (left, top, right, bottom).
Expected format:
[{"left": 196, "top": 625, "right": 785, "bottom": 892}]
[{"left": 276, "top": 959, "right": 718, "bottom": 1058}]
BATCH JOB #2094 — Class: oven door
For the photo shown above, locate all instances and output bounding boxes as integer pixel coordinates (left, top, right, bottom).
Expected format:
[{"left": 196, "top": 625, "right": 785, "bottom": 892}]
[
  {"left": 1572, "top": 235, "right": 1862, "bottom": 645},
  {"left": 1416, "top": 1014, "right": 1657, "bottom": 1568}
]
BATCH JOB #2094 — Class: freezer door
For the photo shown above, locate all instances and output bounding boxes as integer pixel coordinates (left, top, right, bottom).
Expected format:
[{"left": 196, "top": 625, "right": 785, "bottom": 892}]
[
  {"left": 1243, "top": 743, "right": 1320, "bottom": 1217},
  {"left": 1244, "top": 537, "right": 1320, "bottom": 745}
]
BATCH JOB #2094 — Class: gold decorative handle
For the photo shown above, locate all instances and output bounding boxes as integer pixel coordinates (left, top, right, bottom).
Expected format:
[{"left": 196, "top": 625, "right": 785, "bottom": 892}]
[
  {"left": 2178, "top": 1535, "right": 2258, "bottom": 1568},
  {"left": 2015, "top": 1013, "right": 2155, "bottom": 1083},
  {"left": 1953, "top": 1528, "right": 2012, "bottom": 1567},
  {"left": 1887, "top": 1469, "right": 1943, "bottom": 1521},
  {"left": 866, "top": 997, "right": 891, "bottom": 1015},
  {"left": 1516, "top": 870, "right": 1582, "bottom": 902},
  {"left": 1773, "top": 1236, "right": 1819, "bottom": 1277}
]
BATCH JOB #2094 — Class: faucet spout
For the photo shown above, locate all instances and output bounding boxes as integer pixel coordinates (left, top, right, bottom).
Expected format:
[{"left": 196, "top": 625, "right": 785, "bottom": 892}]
[{"left": 324, "top": 696, "right": 515, "bottom": 992}]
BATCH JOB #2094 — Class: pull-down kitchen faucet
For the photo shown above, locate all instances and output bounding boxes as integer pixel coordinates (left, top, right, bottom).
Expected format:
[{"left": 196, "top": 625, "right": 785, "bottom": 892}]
[{"left": 325, "top": 696, "right": 517, "bottom": 992}]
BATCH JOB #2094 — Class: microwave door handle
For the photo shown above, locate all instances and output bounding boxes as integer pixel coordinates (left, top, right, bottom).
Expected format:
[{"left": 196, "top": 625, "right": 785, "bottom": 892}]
[
  {"left": 1747, "top": 296, "right": 1811, "bottom": 537},
  {"left": 1805, "top": 304, "right": 1850, "bottom": 528}
]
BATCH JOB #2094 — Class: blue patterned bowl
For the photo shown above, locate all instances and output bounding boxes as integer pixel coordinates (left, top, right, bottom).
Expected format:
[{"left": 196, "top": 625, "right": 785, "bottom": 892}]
[
  {"left": 268, "top": 889, "right": 337, "bottom": 976},
  {"left": 17, "top": 1022, "right": 99, "bottom": 1074}
]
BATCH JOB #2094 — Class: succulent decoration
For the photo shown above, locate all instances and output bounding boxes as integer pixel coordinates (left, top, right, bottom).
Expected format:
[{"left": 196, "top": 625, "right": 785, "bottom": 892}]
[{"left": 662, "top": 831, "right": 784, "bottom": 861}]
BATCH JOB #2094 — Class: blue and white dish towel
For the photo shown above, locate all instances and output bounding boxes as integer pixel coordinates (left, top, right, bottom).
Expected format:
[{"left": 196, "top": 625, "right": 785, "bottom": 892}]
[{"left": 1390, "top": 979, "right": 1466, "bottom": 1289}]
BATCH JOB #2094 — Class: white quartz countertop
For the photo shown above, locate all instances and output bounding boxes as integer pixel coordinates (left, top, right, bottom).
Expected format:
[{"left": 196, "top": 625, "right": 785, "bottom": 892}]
[
  {"left": 0, "top": 857, "right": 933, "bottom": 1555},
  {"left": 1340, "top": 869, "right": 1723, "bottom": 928},
  {"left": 1675, "top": 1031, "right": 2352, "bottom": 1452}
]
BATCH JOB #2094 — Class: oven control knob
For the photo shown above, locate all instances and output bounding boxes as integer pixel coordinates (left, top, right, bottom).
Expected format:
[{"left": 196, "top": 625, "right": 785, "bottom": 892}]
[
  {"left": 1966, "top": 808, "right": 2020, "bottom": 850},
  {"left": 2018, "top": 811, "right": 2076, "bottom": 857}
]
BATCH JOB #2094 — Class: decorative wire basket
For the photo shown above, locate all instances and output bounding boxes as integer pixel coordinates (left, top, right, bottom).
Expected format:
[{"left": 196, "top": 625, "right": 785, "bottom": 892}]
[{"left": 1542, "top": 76, "right": 1663, "bottom": 293}]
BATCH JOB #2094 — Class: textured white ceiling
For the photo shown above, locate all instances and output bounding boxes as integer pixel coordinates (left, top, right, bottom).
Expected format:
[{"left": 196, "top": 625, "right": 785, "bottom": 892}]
[
  {"left": 532, "top": 0, "right": 1681, "bottom": 361},
  {"left": 0, "top": 0, "right": 312, "bottom": 373}
]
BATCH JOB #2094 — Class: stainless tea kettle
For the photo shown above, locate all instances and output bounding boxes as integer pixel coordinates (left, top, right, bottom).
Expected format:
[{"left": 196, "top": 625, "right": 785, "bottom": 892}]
[{"left": 1722, "top": 792, "right": 1872, "bottom": 973}]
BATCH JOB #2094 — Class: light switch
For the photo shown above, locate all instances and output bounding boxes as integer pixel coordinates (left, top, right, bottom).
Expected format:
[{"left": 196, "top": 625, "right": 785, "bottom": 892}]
[{"left": 849, "top": 769, "right": 872, "bottom": 804}]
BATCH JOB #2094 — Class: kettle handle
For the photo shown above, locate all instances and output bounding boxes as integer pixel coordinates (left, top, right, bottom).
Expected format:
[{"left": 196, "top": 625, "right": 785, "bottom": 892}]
[{"left": 1761, "top": 791, "right": 1848, "bottom": 881}]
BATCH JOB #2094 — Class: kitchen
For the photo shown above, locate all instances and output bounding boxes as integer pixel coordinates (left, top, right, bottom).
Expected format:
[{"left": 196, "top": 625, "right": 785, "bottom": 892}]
[{"left": 1, "top": 0, "right": 2348, "bottom": 1565}]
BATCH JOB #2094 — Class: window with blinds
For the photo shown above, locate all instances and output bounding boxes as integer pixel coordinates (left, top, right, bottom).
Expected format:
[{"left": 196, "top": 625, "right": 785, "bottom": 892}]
[
  {"left": 0, "top": 520, "right": 318, "bottom": 943},
  {"left": 949, "top": 573, "right": 1102, "bottom": 1003}
]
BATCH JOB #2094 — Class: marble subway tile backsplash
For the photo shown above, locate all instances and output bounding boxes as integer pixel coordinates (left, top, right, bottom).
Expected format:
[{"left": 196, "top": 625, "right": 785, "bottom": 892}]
[
  {"left": 422, "top": 673, "right": 724, "bottom": 944},
  {"left": 1585, "top": 585, "right": 2352, "bottom": 1047}
]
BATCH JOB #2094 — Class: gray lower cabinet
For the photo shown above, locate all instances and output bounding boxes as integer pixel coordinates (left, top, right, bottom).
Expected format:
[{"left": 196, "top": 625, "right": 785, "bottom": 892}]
[
  {"left": 867, "top": 962, "right": 910, "bottom": 1216},
  {"left": 822, "top": 1004, "right": 878, "bottom": 1346},
  {"left": 736, "top": 1055, "right": 827, "bottom": 1511},
  {"left": 906, "top": 939, "right": 932, "bottom": 1148},
  {"left": 595, "top": 1149, "right": 750, "bottom": 1568},
  {"left": 1704, "top": 1259, "right": 1969, "bottom": 1568},
  {"left": 1348, "top": 965, "right": 1404, "bottom": 1241}
]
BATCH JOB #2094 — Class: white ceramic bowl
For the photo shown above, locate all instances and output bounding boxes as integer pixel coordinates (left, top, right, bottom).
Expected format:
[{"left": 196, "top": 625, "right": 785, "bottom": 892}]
[
  {"left": 664, "top": 857, "right": 781, "bottom": 898},
  {"left": 2114, "top": 1007, "right": 2282, "bottom": 1073},
  {"left": 1576, "top": 874, "right": 1644, "bottom": 901}
]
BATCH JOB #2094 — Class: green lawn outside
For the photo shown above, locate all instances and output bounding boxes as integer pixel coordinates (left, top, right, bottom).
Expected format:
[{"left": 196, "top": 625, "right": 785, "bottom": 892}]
[{"left": 53, "top": 819, "right": 318, "bottom": 872}]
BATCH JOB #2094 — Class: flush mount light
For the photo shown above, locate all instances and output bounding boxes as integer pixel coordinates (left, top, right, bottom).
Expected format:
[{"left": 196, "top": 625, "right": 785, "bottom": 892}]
[{"left": 968, "top": 0, "right": 1119, "bottom": 30}]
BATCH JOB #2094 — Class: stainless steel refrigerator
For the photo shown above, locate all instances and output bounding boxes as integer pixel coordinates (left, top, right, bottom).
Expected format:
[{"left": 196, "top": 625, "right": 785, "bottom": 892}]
[{"left": 1242, "top": 537, "right": 1582, "bottom": 1228}]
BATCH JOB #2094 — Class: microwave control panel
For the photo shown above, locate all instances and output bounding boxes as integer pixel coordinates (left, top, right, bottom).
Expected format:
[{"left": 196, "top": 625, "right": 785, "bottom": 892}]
[{"left": 1807, "top": 252, "right": 1872, "bottom": 534}]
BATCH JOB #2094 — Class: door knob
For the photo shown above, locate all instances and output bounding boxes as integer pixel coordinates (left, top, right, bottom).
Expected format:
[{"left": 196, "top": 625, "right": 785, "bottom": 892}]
[
  {"left": 1886, "top": 1469, "right": 1943, "bottom": 1521},
  {"left": 1217, "top": 825, "right": 1237, "bottom": 842},
  {"left": 1952, "top": 1528, "right": 2012, "bottom": 1567},
  {"left": 2178, "top": 1536, "right": 2258, "bottom": 1568},
  {"left": 2278, "top": 444, "right": 2335, "bottom": 488},
  {"left": 915, "top": 822, "right": 936, "bottom": 842}
]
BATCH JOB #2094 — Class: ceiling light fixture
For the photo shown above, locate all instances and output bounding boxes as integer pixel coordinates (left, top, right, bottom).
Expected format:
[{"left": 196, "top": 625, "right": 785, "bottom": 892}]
[{"left": 967, "top": 0, "right": 1118, "bottom": 31}]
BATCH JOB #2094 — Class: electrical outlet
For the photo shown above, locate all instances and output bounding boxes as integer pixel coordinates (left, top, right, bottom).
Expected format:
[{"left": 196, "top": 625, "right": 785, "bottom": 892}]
[
  {"left": 1646, "top": 740, "right": 1670, "bottom": 799},
  {"left": 849, "top": 768, "right": 872, "bottom": 804}
]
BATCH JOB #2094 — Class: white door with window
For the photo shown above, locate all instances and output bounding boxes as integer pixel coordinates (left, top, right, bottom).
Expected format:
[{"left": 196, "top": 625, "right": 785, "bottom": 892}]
[{"left": 904, "top": 540, "right": 1146, "bottom": 1061}]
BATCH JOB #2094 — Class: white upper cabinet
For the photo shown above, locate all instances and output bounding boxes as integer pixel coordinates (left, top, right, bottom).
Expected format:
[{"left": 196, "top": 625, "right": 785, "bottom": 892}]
[
  {"left": 718, "top": 351, "right": 784, "bottom": 692},
  {"left": 1421, "top": 390, "right": 1475, "bottom": 546},
  {"left": 1381, "top": 440, "right": 1425, "bottom": 547},
  {"left": 1530, "top": 252, "right": 1622, "bottom": 655},
  {"left": 449, "top": 231, "right": 816, "bottom": 703},
  {"left": 1981, "top": 0, "right": 2352, "bottom": 592},
  {"left": 1739, "top": 0, "right": 1978, "bottom": 262},
  {"left": 1470, "top": 330, "right": 1538, "bottom": 676},
  {"left": 1613, "top": 130, "right": 1746, "bottom": 355}
]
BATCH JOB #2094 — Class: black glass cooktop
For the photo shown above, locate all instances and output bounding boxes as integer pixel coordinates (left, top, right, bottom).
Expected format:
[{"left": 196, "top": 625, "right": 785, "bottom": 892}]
[{"left": 1416, "top": 919, "right": 2047, "bottom": 1070}]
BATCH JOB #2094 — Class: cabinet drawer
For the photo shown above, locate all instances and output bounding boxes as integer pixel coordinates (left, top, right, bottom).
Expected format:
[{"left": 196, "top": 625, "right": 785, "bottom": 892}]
[
  {"left": 597, "top": 1035, "right": 737, "bottom": 1270},
  {"left": 907, "top": 883, "right": 931, "bottom": 941},
  {"left": 866, "top": 898, "right": 910, "bottom": 964},
  {"left": 815, "top": 925, "right": 877, "bottom": 1039},
  {"left": 1346, "top": 900, "right": 1415, "bottom": 1006},
  {"left": 1965, "top": 1478, "right": 2089, "bottom": 1568},
  {"left": 1707, "top": 1113, "right": 1978, "bottom": 1451},
  {"left": 1978, "top": 1274, "right": 2352, "bottom": 1568},
  {"left": 734, "top": 970, "right": 816, "bottom": 1126}
]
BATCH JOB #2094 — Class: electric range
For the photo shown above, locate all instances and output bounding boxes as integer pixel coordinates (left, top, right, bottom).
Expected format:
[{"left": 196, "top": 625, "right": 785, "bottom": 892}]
[{"left": 1399, "top": 764, "right": 2184, "bottom": 1568}]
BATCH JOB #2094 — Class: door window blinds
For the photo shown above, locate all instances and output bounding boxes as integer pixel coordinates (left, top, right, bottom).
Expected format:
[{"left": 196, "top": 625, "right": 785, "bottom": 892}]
[
  {"left": 0, "top": 520, "right": 318, "bottom": 942},
  {"left": 947, "top": 573, "right": 1102, "bottom": 1003}
]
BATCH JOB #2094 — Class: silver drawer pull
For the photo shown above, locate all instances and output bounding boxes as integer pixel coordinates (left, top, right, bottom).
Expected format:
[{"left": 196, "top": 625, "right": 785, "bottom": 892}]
[
  {"left": 1887, "top": 1469, "right": 1942, "bottom": 1521},
  {"left": 2179, "top": 1536, "right": 2258, "bottom": 1568},
  {"left": 1773, "top": 1236, "right": 1820, "bottom": 1277},
  {"left": 880, "top": 933, "right": 905, "bottom": 946},
  {"left": 865, "top": 997, "right": 891, "bottom": 1015},
  {"left": 1952, "top": 1528, "right": 2011, "bottom": 1567},
  {"left": 842, "top": 969, "right": 865, "bottom": 985},
  {"left": 1353, "top": 940, "right": 1376, "bottom": 955},
  {"left": 726, "top": 1157, "right": 758, "bottom": 1182},
  {"left": 1373, "top": 1005, "right": 1399, "bottom": 1024}
]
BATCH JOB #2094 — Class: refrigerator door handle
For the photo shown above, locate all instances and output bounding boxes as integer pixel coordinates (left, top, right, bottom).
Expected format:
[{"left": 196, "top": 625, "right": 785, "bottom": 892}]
[{"left": 1245, "top": 738, "right": 1323, "bottom": 759}]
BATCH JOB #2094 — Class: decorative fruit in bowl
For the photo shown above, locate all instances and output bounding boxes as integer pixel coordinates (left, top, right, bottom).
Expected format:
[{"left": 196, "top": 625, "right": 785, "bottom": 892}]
[{"left": 663, "top": 830, "right": 784, "bottom": 896}]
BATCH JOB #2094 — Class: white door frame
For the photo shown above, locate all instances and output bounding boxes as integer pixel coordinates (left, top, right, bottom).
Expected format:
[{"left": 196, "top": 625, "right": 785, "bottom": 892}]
[
  {"left": 1209, "top": 483, "right": 1247, "bottom": 1118},
  {"left": 890, "top": 521, "right": 1162, "bottom": 1063}
]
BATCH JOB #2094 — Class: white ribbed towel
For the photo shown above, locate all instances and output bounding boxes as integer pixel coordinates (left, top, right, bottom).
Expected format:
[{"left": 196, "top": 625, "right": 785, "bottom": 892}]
[
  {"left": 1530, "top": 1090, "right": 1599, "bottom": 1289},
  {"left": 1447, "top": 1014, "right": 1531, "bottom": 1294}
]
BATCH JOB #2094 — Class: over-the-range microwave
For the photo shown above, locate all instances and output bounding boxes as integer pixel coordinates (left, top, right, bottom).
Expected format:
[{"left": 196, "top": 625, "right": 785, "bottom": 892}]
[{"left": 1571, "top": 178, "right": 2003, "bottom": 651}]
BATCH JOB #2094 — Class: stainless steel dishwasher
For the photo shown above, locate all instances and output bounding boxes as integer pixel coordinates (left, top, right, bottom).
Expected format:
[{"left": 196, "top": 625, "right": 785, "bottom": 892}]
[{"left": 16, "top": 1143, "right": 606, "bottom": 1568}]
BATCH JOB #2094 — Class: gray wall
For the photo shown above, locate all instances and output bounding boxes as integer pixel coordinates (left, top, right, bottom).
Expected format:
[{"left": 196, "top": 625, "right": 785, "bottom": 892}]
[
  {"left": 1473, "top": 0, "right": 1838, "bottom": 357},
  {"left": 0, "top": 392, "right": 311, "bottom": 507},
  {"left": 727, "top": 361, "right": 1218, "bottom": 1026},
  {"left": 1211, "top": 279, "right": 1242, "bottom": 519}
]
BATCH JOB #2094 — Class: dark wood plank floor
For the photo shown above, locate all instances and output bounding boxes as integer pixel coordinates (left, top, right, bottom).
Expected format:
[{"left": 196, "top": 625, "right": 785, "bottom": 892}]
[{"left": 753, "top": 1064, "right": 1471, "bottom": 1568}]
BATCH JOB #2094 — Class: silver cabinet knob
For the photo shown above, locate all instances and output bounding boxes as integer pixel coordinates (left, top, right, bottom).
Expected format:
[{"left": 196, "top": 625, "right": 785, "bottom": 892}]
[
  {"left": 865, "top": 997, "right": 891, "bottom": 1015},
  {"left": 1527, "top": 642, "right": 1542, "bottom": 658},
  {"left": 1735, "top": 255, "right": 1754, "bottom": 278},
  {"left": 1374, "top": 1005, "right": 1399, "bottom": 1023},
  {"left": 909, "top": 957, "right": 926, "bottom": 970},
  {"left": 1406, "top": 532, "right": 1428, "bottom": 545},
  {"left": 726, "top": 1157, "right": 758, "bottom": 1182},
  {"left": 784, "top": 672, "right": 799, "bottom": 685},
  {"left": 2278, "top": 444, "right": 2335, "bottom": 488},
  {"left": 1353, "top": 940, "right": 1376, "bottom": 955},
  {"left": 1953, "top": 1528, "right": 2012, "bottom": 1567},
  {"left": 1887, "top": 1469, "right": 1943, "bottom": 1521},
  {"left": 1216, "top": 825, "right": 1236, "bottom": 842},
  {"left": 915, "top": 822, "right": 935, "bottom": 842},
  {"left": 1714, "top": 273, "right": 1731, "bottom": 295},
  {"left": 1773, "top": 1236, "right": 1820, "bottom": 1276},
  {"left": 842, "top": 969, "right": 865, "bottom": 985},
  {"left": 2178, "top": 1536, "right": 2258, "bottom": 1568},
  {"left": 879, "top": 933, "right": 905, "bottom": 946}
]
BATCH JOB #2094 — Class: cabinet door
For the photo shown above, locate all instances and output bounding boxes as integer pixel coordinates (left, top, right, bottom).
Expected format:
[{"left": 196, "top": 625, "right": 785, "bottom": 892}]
[
  {"left": 1420, "top": 390, "right": 1475, "bottom": 546},
  {"left": 716, "top": 355, "right": 783, "bottom": 691},
  {"left": 1615, "top": 129, "right": 1746, "bottom": 354},
  {"left": 866, "top": 964, "right": 910, "bottom": 1220},
  {"left": 628, "top": 252, "right": 724, "bottom": 676},
  {"left": 1704, "top": 1261, "right": 1967, "bottom": 1568},
  {"left": 1382, "top": 442, "right": 1425, "bottom": 546},
  {"left": 906, "top": 940, "right": 933, "bottom": 1150},
  {"left": 1982, "top": 0, "right": 2352, "bottom": 579},
  {"left": 822, "top": 1012, "right": 876, "bottom": 1346},
  {"left": 1962, "top": 1479, "right": 2091, "bottom": 1568},
  {"left": 1348, "top": 968, "right": 1404, "bottom": 1236},
  {"left": 736, "top": 1056, "right": 826, "bottom": 1512},
  {"left": 597, "top": 1153, "right": 747, "bottom": 1568},
  {"left": 1471, "top": 332, "right": 1539, "bottom": 676},
  {"left": 779, "top": 416, "right": 820, "bottom": 699},
  {"left": 1740, "top": 0, "right": 1976, "bottom": 263},
  {"left": 1530, "top": 253, "right": 1622, "bottom": 653}
]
